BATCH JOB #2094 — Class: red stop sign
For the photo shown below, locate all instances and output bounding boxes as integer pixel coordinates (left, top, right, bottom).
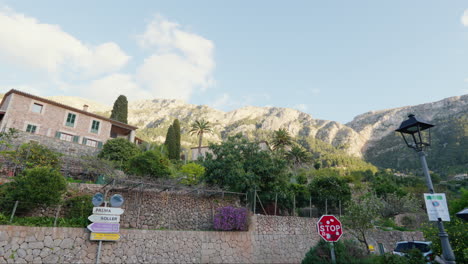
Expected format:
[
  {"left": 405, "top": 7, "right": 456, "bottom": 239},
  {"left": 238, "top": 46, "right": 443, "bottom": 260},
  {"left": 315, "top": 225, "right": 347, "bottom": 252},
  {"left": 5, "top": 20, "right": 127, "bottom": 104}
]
[{"left": 317, "top": 215, "right": 343, "bottom": 242}]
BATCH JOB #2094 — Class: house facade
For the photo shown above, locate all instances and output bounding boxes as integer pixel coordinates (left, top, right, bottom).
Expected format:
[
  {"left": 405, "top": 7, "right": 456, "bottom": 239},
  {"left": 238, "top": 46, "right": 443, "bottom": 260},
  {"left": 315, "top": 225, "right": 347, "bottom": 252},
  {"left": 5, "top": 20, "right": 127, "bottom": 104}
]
[
  {"left": 189, "top": 141, "right": 271, "bottom": 160},
  {"left": 0, "top": 89, "right": 137, "bottom": 150}
]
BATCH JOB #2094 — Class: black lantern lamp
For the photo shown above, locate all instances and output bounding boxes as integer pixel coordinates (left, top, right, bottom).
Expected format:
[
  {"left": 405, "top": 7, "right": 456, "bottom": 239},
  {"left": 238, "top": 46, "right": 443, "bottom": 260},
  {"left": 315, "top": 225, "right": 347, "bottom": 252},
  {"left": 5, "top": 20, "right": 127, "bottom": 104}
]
[{"left": 395, "top": 114, "right": 434, "bottom": 152}]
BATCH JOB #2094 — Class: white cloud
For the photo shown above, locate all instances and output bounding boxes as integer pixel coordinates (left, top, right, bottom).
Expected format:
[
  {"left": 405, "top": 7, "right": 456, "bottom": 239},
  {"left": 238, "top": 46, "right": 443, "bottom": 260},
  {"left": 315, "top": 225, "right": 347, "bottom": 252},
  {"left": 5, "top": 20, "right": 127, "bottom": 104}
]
[
  {"left": 462, "top": 9, "right": 468, "bottom": 27},
  {"left": 0, "top": 7, "right": 130, "bottom": 77},
  {"left": 294, "top": 104, "right": 308, "bottom": 112},
  {"left": 136, "top": 15, "right": 215, "bottom": 100},
  {"left": 78, "top": 74, "right": 152, "bottom": 104},
  {"left": 210, "top": 93, "right": 230, "bottom": 109}
]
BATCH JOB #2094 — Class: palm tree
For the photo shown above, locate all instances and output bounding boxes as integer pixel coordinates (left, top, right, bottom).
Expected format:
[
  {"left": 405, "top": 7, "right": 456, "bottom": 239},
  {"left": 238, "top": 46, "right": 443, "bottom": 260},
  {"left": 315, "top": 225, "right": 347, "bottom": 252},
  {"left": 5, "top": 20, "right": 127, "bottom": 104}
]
[
  {"left": 189, "top": 119, "right": 213, "bottom": 157},
  {"left": 286, "top": 145, "right": 311, "bottom": 169},
  {"left": 271, "top": 128, "right": 293, "bottom": 151}
]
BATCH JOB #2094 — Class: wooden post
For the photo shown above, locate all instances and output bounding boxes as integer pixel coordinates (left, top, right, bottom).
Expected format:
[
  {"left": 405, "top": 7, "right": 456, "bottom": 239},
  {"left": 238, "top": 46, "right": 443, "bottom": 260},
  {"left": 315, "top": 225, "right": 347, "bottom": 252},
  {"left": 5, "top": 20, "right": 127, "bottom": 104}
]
[
  {"left": 9, "top": 201, "right": 19, "bottom": 223},
  {"left": 274, "top": 193, "right": 278, "bottom": 216},
  {"left": 293, "top": 195, "right": 296, "bottom": 216},
  {"left": 53, "top": 205, "right": 62, "bottom": 227},
  {"left": 253, "top": 188, "right": 256, "bottom": 214},
  {"left": 309, "top": 196, "right": 312, "bottom": 218}
]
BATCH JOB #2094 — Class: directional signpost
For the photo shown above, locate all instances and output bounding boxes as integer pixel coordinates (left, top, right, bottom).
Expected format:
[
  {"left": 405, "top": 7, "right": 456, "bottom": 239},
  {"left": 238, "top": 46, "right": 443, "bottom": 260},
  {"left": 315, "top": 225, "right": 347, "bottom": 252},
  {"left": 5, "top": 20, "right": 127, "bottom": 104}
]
[
  {"left": 88, "top": 214, "right": 120, "bottom": 223},
  {"left": 90, "top": 233, "right": 121, "bottom": 241},
  {"left": 87, "top": 223, "right": 120, "bottom": 233},
  {"left": 317, "top": 215, "right": 343, "bottom": 264},
  {"left": 89, "top": 193, "right": 125, "bottom": 264}
]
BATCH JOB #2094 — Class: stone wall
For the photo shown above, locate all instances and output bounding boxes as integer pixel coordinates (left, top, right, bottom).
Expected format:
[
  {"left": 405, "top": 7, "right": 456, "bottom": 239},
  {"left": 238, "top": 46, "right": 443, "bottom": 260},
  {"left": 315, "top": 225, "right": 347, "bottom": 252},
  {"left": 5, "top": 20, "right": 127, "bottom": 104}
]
[
  {"left": 10, "top": 131, "right": 99, "bottom": 157},
  {"left": 19, "top": 187, "right": 242, "bottom": 231},
  {"left": 0, "top": 215, "right": 425, "bottom": 264}
]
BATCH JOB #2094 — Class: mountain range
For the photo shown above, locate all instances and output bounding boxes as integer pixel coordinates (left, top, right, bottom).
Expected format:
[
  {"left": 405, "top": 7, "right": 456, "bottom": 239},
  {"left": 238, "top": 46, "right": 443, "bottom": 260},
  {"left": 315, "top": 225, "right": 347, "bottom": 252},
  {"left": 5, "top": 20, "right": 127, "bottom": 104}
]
[{"left": 2, "top": 92, "right": 466, "bottom": 174}]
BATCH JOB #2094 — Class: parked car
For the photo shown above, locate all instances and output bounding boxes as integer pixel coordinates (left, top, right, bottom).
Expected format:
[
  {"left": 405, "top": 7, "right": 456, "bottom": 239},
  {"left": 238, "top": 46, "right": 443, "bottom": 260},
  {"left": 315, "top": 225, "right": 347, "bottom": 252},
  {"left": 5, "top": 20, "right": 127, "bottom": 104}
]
[{"left": 393, "top": 241, "right": 434, "bottom": 263}]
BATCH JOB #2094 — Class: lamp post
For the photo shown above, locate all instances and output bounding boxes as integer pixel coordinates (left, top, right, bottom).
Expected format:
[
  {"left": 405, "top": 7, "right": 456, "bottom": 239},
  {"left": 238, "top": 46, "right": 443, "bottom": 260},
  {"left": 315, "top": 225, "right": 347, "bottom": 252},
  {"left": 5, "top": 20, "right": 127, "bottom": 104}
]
[{"left": 396, "top": 114, "right": 456, "bottom": 264}]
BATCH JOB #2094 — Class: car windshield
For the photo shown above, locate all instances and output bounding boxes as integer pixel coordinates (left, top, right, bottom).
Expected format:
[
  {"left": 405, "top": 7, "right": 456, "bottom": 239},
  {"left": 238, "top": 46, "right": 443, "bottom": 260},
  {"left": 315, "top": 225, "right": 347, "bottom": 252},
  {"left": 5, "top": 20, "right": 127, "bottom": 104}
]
[
  {"left": 414, "top": 243, "right": 431, "bottom": 253},
  {"left": 394, "top": 242, "right": 431, "bottom": 253},
  {"left": 394, "top": 243, "right": 411, "bottom": 252}
]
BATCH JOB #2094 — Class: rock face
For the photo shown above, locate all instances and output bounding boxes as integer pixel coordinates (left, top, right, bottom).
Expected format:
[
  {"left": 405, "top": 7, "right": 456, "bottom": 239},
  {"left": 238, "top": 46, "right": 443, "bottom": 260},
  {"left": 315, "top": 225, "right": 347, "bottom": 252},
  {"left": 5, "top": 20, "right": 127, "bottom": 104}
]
[
  {"left": 47, "top": 94, "right": 467, "bottom": 159},
  {"left": 346, "top": 94, "right": 468, "bottom": 154}
]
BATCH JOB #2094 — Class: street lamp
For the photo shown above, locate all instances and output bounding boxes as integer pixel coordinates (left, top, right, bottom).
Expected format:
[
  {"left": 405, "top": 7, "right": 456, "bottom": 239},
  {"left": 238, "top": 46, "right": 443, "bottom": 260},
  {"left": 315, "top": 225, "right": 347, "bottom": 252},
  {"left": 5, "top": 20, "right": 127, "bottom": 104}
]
[{"left": 396, "top": 114, "right": 456, "bottom": 264}]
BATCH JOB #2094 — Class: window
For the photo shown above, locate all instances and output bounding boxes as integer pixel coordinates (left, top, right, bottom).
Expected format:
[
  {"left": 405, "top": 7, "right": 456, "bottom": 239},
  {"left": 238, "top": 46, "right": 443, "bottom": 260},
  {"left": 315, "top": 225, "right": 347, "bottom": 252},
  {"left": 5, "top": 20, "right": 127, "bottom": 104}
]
[
  {"left": 26, "top": 124, "right": 37, "bottom": 134},
  {"left": 91, "top": 120, "right": 100, "bottom": 133},
  {"left": 32, "top": 103, "right": 43, "bottom": 113},
  {"left": 66, "top": 113, "right": 76, "bottom": 127},
  {"left": 55, "top": 132, "right": 79, "bottom": 143},
  {"left": 83, "top": 137, "right": 98, "bottom": 147},
  {"left": 60, "top": 133, "right": 74, "bottom": 142}
]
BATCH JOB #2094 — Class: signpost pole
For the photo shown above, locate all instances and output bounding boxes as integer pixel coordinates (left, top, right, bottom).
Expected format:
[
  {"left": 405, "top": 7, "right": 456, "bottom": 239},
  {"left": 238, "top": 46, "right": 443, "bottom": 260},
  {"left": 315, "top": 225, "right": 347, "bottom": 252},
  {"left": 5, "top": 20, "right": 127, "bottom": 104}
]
[
  {"left": 330, "top": 242, "right": 336, "bottom": 264},
  {"left": 96, "top": 241, "right": 102, "bottom": 264}
]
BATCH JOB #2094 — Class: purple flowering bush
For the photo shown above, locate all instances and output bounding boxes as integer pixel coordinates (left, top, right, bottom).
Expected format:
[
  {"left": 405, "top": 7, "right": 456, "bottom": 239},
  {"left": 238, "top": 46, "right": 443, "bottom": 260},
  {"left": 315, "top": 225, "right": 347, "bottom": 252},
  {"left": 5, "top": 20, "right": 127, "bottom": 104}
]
[{"left": 213, "top": 206, "right": 248, "bottom": 231}]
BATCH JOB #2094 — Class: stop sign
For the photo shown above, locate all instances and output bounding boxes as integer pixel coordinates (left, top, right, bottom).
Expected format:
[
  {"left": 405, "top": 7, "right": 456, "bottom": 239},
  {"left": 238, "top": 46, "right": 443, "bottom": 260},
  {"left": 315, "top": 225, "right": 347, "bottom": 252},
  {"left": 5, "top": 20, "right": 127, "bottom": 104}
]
[{"left": 317, "top": 215, "right": 343, "bottom": 242}]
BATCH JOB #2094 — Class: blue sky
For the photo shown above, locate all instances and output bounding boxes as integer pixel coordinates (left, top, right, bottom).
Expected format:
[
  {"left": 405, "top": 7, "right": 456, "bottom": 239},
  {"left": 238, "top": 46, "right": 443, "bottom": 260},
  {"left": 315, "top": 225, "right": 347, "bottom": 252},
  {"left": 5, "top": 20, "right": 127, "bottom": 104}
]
[{"left": 0, "top": 1, "right": 467, "bottom": 123}]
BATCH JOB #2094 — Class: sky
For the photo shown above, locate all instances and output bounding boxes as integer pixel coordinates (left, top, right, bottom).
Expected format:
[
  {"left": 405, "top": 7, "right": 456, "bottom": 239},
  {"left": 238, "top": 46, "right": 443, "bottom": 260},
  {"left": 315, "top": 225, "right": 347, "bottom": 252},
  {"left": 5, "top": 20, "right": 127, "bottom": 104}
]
[{"left": 0, "top": 1, "right": 467, "bottom": 124}]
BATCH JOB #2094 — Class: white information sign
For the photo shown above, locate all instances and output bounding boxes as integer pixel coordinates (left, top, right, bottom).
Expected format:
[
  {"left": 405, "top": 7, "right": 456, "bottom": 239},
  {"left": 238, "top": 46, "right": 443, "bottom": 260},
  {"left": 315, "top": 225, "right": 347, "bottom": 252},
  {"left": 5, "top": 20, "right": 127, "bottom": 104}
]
[
  {"left": 424, "top": 193, "right": 450, "bottom": 221},
  {"left": 93, "top": 207, "right": 124, "bottom": 215},
  {"left": 88, "top": 214, "right": 120, "bottom": 223}
]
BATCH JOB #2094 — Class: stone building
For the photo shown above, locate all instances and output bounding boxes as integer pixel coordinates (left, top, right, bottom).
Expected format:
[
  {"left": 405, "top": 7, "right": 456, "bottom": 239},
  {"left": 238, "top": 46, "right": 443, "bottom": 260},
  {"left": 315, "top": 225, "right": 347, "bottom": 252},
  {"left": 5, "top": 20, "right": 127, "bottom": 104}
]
[
  {"left": 190, "top": 141, "right": 270, "bottom": 160},
  {"left": 0, "top": 89, "right": 138, "bottom": 149}
]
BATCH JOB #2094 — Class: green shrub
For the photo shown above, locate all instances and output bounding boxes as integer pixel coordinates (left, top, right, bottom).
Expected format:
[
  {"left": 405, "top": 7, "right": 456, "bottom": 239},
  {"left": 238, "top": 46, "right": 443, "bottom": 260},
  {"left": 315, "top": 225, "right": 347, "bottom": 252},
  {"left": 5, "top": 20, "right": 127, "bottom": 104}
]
[
  {"left": 372, "top": 253, "right": 409, "bottom": 264},
  {"left": 64, "top": 195, "right": 93, "bottom": 219},
  {"left": 98, "top": 138, "right": 140, "bottom": 163},
  {"left": 126, "top": 150, "right": 171, "bottom": 178},
  {"left": 0, "top": 213, "right": 8, "bottom": 224},
  {"left": 4, "top": 167, "right": 67, "bottom": 210},
  {"left": 179, "top": 163, "right": 205, "bottom": 185},
  {"left": 6, "top": 142, "right": 62, "bottom": 169},
  {"left": 9, "top": 216, "right": 88, "bottom": 227},
  {"left": 302, "top": 239, "right": 367, "bottom": 264}
]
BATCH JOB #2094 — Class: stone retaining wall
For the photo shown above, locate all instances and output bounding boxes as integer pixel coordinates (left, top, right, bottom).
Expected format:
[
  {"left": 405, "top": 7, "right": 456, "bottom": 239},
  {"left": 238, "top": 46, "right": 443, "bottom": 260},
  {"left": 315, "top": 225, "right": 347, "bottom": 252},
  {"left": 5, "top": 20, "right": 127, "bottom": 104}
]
[
  {"left": 20, "top": 187, "right": 242, "bottom": 231},
  {"left": 0, "top": 215, "right": 424, "bottom": 264},
  {"left": 11, "top": 131, "right": 99, "bottom": 157}
]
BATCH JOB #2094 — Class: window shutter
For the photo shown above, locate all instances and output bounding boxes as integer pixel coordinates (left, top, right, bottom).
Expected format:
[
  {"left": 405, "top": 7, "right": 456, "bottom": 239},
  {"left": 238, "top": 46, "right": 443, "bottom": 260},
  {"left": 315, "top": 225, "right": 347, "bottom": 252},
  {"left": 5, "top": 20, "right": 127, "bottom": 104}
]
[
  {"left": 73, "top": 136, "right": 79, "bottom": 143},
  {"left": 82, "top": 137, "right": 87, "bottom": 145},
  {"left": 55, "top": 131, "right": 61, "bottom": 138},
  {"left": 97, "top": 141, "right": 103, "bottom": 149}
]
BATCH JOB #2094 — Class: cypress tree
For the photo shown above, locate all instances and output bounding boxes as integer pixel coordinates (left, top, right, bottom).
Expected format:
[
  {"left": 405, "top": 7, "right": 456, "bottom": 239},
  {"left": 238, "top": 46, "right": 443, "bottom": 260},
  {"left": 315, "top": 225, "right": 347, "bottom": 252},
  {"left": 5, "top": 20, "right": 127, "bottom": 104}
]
[
  {"left": 164, "top": 125, "right": 177, "bottom": 160},
  {"left": 110, "top": 95, "right": 128, "bottom": 124},
  {"left": 172, "top": 119, "right": 181, "bottom": 160}
]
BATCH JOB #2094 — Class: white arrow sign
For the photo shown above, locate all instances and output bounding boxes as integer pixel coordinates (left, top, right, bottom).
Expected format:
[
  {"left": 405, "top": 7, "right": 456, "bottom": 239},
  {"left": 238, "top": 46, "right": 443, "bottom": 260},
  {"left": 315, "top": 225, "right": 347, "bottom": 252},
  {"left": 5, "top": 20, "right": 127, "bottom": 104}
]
[
  {"left": 88, "top": 214, "right": 120, "bottom": 223},
  {"left": 93, "top": 207, "right": 125, "bottom": 215}
]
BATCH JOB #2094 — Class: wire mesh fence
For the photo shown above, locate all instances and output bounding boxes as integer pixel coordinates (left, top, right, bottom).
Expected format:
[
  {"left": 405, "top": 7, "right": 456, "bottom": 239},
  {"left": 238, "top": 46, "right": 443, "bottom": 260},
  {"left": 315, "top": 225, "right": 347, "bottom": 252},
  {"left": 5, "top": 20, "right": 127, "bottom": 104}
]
[{"left": 246, "top": 189, "right": 344, "bottom": 218}]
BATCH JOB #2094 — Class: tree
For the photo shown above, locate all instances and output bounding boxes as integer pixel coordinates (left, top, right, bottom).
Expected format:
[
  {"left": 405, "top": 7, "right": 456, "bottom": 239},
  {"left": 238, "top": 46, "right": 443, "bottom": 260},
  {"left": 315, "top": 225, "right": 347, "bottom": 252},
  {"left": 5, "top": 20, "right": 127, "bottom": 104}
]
[
  {"left": 271, "top": 128, "right": 293, "bottom": 151},
  {"left": 179, "top": 163, "right": 205, "bottom": 185},
  {"left": 5, "top": 142, "right": 62, "bottom": 170},
  {"left": 173, "top": 119, "right": 181, "bottom": 160},
  {"left": 308, "top": 170, "right": 351, "bottom": 212},
  {"left": 126, "top": 150, "right": 171, "bottom": 178},
  {"left": 164, "top": 125, "right": 178, "bottom": 160},
  {"left": 0, "top": 128, "right": 18, "bottom": 152},
  {"left": 4, "top": 167, "right": 67, "bottom": 210},
  {"left": 286, "top": 145, "right": 311, "bottom": 169},
  {"left": 98, "top": 138, "right": 140, "bottom": 164},
  {"left": 203, "top": 134, "right": 290, "bottom": 196},
  {"left": 189, "top": 119, "right": 212, "bottom": 157},
  {"left": 110, "top": 95, "right": 128, "bottom": 124},
  {"left": 342, "top": 194, "right": 383, "bottom": 254}
]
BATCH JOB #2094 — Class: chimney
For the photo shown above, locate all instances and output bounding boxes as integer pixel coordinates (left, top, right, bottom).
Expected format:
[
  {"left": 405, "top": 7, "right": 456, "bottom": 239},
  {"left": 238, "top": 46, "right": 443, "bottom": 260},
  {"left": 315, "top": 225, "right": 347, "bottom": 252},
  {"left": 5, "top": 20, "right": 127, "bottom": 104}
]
[{"left": 83, "top": 104, "right": 89, "bottom": 111}]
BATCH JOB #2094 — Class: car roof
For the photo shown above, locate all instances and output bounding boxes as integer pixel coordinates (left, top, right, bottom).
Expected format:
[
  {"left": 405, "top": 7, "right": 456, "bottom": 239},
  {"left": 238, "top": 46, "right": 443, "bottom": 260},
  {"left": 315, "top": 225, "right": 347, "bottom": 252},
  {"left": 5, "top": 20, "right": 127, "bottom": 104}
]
[{"left": 396, "top": 241, "right": 432, "bottom": 245}]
